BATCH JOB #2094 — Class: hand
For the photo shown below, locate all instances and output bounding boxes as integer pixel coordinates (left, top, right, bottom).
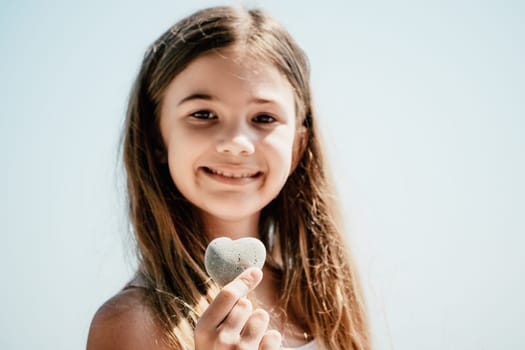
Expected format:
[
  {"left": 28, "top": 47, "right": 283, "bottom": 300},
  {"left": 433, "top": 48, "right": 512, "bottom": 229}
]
[{"left": 195, "top": 267, "right": 282, "bottom": 350}]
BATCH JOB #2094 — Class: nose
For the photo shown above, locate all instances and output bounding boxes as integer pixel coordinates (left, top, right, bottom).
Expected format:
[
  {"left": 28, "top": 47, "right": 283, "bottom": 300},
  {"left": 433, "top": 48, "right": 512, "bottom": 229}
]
[{"left": 215, "top": 129, "right": 255, "bottom": 156}]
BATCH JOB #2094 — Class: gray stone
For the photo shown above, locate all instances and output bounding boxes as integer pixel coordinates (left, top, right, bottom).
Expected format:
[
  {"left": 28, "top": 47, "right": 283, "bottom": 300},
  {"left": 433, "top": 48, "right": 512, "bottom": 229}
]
[{"left": 204, "top": 237, "right": 266, "bottom": 286}]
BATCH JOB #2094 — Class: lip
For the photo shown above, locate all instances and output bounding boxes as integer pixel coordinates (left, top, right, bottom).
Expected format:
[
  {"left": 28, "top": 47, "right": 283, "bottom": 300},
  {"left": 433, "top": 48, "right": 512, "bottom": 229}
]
[{"left": 200, "top": 166, "right": 263, "bottom": 185}]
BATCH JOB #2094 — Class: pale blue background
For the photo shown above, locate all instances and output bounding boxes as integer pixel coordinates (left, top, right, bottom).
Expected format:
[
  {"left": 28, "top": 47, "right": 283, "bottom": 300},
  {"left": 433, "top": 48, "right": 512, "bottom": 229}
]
[{"left": 2, "top": 0, "right": 524, "bottom": 349}]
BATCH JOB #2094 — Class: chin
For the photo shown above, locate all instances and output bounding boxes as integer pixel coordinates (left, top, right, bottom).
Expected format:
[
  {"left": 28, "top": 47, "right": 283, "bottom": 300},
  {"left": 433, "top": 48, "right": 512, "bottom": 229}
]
[{"left": 200, "top": 203, "right": 263, "bottom": 222}]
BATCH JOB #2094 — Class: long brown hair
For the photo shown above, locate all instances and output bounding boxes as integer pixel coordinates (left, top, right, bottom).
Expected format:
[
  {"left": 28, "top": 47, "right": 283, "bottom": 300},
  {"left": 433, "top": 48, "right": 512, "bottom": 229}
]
[{"left": 122, "top": 6, "right": 370, "bottom": 350}]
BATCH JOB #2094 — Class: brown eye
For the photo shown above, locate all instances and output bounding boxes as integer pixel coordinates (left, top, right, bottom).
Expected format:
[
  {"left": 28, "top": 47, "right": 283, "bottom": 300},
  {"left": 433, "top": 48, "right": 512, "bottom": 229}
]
[
  {"left": 252, "top": 114, "right": 276, "bottom": 124},
  {"left": 191, "top": 110, "right": 216, "bottom": 120}
]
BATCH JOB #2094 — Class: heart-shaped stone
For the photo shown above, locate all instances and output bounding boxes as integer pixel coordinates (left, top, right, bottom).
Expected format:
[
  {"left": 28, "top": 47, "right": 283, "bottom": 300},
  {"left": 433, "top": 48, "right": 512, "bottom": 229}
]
[{"left": 204, "top": 237, "right": 266, "bottom": 286}]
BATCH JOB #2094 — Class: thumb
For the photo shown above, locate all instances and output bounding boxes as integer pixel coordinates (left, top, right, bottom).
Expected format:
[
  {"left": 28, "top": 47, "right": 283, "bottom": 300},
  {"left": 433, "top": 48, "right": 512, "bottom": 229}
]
[
  {"left": 224, "top": 267, "right": 263, "bottom": 298},
  {"left": 196, "top": 267, "right": 264, "bottom": 332}
]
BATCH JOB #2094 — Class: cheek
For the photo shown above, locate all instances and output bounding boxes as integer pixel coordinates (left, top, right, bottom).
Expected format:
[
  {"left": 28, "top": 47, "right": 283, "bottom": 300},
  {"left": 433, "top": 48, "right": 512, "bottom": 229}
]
[
  {"left": 165, "top": 135, "right": 201, "bottom": 182},
  {"left": 263, "top": 129, "right": 296, "bottom": 171},
  {"left": 166, "top": 128, "right": 208, "bottom": 161}
]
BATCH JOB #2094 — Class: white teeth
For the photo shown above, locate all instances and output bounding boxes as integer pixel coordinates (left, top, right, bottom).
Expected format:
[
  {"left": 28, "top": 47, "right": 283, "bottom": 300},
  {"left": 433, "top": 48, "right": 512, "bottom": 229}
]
[{"left": 207, "top": 168, "right": 257, "bottom": 178}]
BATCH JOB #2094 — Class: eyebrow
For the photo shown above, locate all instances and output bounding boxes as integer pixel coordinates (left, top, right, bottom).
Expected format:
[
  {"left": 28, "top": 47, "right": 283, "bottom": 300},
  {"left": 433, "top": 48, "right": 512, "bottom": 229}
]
[
  {"left": 177, "top": 92, "right": 278, "bottom": 107},
  {"left": 177, "top": 93, "right": 214, "bottom": 106}
]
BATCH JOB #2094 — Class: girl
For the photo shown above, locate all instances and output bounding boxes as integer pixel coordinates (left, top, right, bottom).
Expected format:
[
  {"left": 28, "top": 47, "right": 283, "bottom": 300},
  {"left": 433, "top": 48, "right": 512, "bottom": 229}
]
[{"left": 87, "top": 6, "right": 370, "bottom": 350}]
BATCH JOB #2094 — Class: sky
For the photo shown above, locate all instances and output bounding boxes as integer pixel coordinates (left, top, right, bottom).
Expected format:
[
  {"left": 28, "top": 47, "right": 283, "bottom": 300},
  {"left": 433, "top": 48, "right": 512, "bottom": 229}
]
[{"left": 2, "top": 0, "right": 524, "bottom": 349}]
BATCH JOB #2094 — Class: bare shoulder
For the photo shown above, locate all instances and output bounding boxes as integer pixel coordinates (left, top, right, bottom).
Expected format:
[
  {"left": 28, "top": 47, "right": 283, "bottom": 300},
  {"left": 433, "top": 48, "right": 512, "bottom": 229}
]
[{"left": 87, "top": 288, "right": 170, "bottom": 350}]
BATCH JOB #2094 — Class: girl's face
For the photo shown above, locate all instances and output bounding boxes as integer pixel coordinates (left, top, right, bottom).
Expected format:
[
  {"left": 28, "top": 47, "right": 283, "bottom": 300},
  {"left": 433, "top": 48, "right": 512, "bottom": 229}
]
[{"left": 159, "top": 47, "right": 298, "bottom": 232}]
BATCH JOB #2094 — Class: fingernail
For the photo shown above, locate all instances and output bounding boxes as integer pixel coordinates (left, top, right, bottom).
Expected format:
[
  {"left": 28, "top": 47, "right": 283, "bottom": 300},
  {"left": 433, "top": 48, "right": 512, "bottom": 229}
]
[{"left": 241, "top": 268, "right": 261, "bottom": 287}]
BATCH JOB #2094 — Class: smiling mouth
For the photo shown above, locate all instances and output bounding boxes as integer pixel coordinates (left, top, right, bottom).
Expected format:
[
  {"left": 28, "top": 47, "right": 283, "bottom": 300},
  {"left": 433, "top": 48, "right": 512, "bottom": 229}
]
[{"left": 202, "top": 167, "right": 262, "bottom": 179}]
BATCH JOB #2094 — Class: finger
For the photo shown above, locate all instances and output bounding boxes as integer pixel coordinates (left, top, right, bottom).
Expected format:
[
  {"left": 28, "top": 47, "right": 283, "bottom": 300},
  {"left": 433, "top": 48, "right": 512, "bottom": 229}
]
[
  {"left": 239, "top": 309, "right": 270, "bottom": 348},
  {"left": 199, "top": 267, "right": 262, "bottom": 329},
  {"left": 219, "top": 297, "right": 253, "bottom": 336},
  {"left": 259, "top": 329, "right": 282, "bottom": 350}
]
